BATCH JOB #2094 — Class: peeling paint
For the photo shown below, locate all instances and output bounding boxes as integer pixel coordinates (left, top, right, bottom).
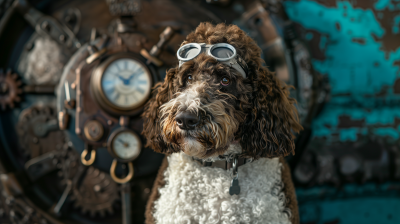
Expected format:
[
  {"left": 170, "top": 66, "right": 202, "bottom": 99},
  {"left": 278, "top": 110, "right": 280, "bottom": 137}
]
[
  {"left": 285, "top": 0, "right": 400, "bottom": 97},
  {"left": 286, "top": 1, "right": 400, "bottom": 222}
]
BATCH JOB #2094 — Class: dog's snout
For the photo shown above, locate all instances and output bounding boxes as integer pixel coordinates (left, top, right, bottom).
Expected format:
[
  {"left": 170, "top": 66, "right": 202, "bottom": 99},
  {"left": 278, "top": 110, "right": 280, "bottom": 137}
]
[{"left": 175, "top": 111, "right": 199, "bottom": 130}]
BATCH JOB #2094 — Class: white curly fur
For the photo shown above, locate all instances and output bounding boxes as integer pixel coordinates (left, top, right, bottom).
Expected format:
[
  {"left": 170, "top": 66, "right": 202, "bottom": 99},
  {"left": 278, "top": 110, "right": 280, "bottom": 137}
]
[{"left": 152, "top": 147, "right": 291, "bottom": 224}]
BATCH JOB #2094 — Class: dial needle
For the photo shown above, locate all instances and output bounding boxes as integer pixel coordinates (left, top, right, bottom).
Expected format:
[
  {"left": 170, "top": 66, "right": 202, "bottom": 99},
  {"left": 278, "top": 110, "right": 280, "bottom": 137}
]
[{"left": 118, "top": 139, "right": 129, "bottom": 148}]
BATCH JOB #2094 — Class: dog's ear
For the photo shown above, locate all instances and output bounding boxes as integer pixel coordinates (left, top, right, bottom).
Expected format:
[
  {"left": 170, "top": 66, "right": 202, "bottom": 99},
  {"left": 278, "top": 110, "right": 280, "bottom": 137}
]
[
  {"left": 240, "top": 67, "right": 303, "bottom": 159},
  {"left": 142, "top": 68, "right": 179, "bottom": 154}
]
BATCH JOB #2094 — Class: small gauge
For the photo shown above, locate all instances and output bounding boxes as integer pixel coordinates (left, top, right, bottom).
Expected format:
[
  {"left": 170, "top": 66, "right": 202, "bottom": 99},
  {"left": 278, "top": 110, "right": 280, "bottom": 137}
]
[
  {"left": 83, "top": 120, "right": 104, "bottom": 141},
  {"left": 108, "top": 128, "right": 142, "bottom": 162}
]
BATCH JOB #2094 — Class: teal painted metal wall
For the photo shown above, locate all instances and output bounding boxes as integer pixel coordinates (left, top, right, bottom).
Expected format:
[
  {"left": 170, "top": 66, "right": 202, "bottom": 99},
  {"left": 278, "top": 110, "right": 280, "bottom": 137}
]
[{"left": 284, "top": 0, "right": 400, "bottom": 223}]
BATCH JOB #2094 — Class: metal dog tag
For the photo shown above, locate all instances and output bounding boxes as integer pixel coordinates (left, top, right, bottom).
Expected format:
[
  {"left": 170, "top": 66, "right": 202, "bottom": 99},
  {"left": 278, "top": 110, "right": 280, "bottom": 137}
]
[{"left": 229, "top": 177, "right": 240, "bottom": 195}]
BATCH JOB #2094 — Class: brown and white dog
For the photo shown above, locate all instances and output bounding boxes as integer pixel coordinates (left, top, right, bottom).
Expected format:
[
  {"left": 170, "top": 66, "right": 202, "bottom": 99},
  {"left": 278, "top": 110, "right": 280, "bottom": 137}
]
[{"left": 142, "top": 22, "right": 302, "bottom": 224}]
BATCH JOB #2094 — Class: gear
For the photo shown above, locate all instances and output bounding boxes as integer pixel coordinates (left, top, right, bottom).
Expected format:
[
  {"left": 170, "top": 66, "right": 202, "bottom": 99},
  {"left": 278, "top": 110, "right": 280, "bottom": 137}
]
[
  {"left": 17, "top": 105, "right": 66, "bottom": 157},
  {"left": 0, "top": 69, "right": 22, "bottom": 110},
  {"left": 58, "top": 149, "right": 81, "bottom": 187},
  {"left": 16, "top": 106, "right": 119, "bottom": 218},
  {"left": 0, "top": 175, "right": 51, "bottom": 224},
  {"left": 56, "top": 148, "right": 120, "bottom": 217},
  {"left": 70, "top": 166, "right": 120, "bottom": 217}
]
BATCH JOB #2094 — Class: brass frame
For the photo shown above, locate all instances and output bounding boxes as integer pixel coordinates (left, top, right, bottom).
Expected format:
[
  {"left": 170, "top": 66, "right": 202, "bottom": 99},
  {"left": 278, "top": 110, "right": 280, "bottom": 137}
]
[
  {"left": 107, "top": 127, "right": 142, "bottom": 163},
  {"left": 90, "top": 52, "right": 153, "bottom": 116}
]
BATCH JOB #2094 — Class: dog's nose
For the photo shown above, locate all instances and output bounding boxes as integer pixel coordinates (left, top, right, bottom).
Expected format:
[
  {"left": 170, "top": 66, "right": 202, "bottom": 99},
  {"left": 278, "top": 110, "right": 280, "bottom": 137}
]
[{"left": 175, "top": 111, "right": 199, "bottom": 130}]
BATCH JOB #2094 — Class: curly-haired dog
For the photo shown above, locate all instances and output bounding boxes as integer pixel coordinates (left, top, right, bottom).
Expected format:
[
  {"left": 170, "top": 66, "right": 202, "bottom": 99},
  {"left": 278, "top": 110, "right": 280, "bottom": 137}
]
[{"left": 142, "top": 22, "right": 302, "bottom": 224}]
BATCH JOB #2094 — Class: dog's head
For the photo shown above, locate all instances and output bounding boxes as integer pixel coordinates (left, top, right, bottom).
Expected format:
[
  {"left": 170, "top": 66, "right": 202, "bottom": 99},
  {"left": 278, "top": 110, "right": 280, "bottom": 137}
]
[{"left": 142, "top": 23, "right": 302, "bottom": 159}]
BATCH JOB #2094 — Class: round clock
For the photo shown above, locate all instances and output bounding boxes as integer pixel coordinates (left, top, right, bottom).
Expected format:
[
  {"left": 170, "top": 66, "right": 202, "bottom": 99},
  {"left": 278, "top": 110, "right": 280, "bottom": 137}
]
[
  {"left": 108, "top": 128, "right": 142, "bottom": 162},
  {"left": 91, "top": 53, "right": 153, "bottom": 115}
]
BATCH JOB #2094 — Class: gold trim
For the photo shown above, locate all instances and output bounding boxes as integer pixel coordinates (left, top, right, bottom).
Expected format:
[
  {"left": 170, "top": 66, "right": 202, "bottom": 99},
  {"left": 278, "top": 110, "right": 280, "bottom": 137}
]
[
  {"left": 81, "top": 149, "right": 96, "bottom": 166},
  {"left": 86, "top": 48, "right": 107, "bottom": 64},
  {"left": 58, "top": 111, "right": 69, "bottom": 130},
  {"left": 110, "top": 159, "right": 134, "bottom": 184}
]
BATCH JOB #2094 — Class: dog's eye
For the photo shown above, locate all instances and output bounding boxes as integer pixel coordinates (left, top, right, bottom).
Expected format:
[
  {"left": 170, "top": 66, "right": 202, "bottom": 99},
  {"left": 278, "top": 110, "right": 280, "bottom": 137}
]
[
  {"left": 221, "top": 77, "right": 230, "bottom": 86},
  {"left": 187, "top": 75, "right": 193, "bottom": 84}
]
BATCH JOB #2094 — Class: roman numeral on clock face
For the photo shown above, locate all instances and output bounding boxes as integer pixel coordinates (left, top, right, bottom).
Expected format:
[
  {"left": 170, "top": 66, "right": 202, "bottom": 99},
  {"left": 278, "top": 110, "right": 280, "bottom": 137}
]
[{"left": 101, "top": 58, "right": 152, "bottom": 108}]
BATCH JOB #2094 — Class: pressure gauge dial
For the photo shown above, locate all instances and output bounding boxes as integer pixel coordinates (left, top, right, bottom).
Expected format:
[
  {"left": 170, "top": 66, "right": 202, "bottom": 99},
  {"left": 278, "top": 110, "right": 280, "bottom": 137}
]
[
  {"left": 83, "top": 120, "right": 104, "bottom": 141},
  {"left": 108, "top": 128, "right": 142, "bottom": 162},
  {"left": 91, "top": 53, "right": 153, "bottom": 116}
]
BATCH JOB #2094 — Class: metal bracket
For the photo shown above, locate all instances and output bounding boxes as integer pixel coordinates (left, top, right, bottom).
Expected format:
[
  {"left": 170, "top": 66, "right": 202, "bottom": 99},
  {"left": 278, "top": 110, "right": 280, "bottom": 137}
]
[
  {"left": 140, "top": 26, "right": 174, "bottom": 67},
  {"left": 81, "top": 148, "right": 96, "bottom": 166},
  {"left": 25, "top": 152, "right": 60, "bottom": 181},
  {"left": 110, "top": 159, "right": 134, "bottom": 184},
  {"left": 14, "top": 0, "right": 81, "bottom": 50}
]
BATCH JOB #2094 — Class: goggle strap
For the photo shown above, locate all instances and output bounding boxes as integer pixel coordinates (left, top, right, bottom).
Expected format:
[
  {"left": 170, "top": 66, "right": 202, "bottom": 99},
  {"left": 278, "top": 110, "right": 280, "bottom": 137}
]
[{"left": 235, "top": 55, "right": 249, "bottom": 78}]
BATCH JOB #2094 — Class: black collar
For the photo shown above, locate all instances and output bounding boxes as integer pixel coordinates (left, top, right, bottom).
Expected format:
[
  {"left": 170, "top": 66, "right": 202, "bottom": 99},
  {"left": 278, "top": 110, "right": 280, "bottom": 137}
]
[{"left": 192, "top": 156, "right": 248, "bottom": 170}]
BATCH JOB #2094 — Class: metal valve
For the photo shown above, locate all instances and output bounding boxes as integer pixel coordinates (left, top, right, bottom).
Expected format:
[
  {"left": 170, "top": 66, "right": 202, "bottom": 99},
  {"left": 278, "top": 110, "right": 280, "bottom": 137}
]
[{"left": 140, "top": 26, "right": 174, "bottom": 67}]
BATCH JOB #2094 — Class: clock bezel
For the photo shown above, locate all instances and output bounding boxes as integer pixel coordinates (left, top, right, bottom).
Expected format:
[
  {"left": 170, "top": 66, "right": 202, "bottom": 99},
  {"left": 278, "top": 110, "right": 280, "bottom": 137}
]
[
  {"left": 91, "top": 52, "right": 153, "bottom": 116},
  {"left": 107, "top": 127, "right": 142, "bottom": 163}
]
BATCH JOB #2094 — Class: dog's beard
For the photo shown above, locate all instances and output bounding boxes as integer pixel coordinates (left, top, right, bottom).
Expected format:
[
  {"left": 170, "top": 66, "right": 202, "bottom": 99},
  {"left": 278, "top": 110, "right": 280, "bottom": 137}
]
[
  {"left": 159, "top": 85, "right": 241, "bottom": 158},
  {"left": 160, "top": 114, "right": 238, "bottom": 158},
  {"left": 180, "top": 134, "right": 207, "bottom": 158}
]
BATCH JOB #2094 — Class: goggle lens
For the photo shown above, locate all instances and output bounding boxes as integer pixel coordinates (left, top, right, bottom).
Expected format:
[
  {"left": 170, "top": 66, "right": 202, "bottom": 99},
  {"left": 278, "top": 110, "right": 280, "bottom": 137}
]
[
  {"left": 176, "top": 43, "right": 247, "bottom": 78},
  {"left": 179, "top": 47, "right": 200, "bottom": 59},
  {"left": 210, "top": 47, "right": 234, "bottom": 59}
]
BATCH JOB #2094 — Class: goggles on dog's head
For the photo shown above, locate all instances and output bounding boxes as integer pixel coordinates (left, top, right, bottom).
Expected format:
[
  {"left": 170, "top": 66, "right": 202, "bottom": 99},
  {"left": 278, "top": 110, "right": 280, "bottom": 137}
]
[{"left": 177, "top": 43, "right": 249, "bottom": 78}]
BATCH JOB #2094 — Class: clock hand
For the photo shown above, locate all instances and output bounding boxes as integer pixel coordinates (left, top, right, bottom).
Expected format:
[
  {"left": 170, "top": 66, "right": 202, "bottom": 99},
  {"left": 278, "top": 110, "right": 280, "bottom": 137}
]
[
  {"left": 118, "top": 75, "right": 130, "bottom": 85},
  {"left": 123, "top": 74, "right": 136, "bottom": 85},
  {"left": 118, "top": 75, "right": 125, "bottom": 81}
]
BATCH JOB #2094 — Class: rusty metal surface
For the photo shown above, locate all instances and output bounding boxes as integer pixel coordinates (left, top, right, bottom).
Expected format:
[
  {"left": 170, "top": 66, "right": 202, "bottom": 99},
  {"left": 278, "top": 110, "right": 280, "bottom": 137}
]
[
  {"left": 0, "top": 69, "right": 22, "bottom": 110},
  {"left": 285, "top": 0, "right": 400, "bottom": 223}
]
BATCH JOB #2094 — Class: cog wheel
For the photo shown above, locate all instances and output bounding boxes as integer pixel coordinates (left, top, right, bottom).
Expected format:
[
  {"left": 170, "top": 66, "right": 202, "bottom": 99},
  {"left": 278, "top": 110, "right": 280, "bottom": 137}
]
[
  {"left": 0, "top": 69, "right": 22, "bottom": 110},
  {"left": 70, "top": 166, "right": 120, "bottom": 217},
  {"left": 17, "top": 105, "right": 66, "bottom": 158},
  {"left": 56, "top": 149, "right": 119, "bottom": 217},
  {"left": 58, "top": 149, "right": 81, "bottom": 187}
]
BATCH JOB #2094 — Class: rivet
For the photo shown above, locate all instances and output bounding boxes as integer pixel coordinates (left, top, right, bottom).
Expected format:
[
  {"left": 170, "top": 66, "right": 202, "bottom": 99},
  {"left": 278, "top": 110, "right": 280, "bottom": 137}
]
[
  {"left": 93, "top": 185, "right": 101, "bottom": 192},
  {"left": 41, "top": 21, "right": 50, "bottom": 31},
  {"left": 59, "top": 34, "right": 66, "bottom": 42}
]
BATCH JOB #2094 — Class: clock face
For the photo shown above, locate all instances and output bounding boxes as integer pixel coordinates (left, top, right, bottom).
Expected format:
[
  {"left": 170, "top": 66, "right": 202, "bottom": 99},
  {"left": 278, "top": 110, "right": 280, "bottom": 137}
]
[
  {"left": 101, "top": 58, "right": 152, "bottom": 109},
  {"left": 111, "top": 131, "right": 141, "bottom": 160}
]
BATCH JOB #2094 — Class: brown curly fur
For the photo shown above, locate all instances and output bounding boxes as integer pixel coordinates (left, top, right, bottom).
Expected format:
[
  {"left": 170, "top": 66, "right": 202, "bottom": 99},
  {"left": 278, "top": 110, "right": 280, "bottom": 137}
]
[{"left": 142, "top": 22, "right": 302, "bottom": 159}]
